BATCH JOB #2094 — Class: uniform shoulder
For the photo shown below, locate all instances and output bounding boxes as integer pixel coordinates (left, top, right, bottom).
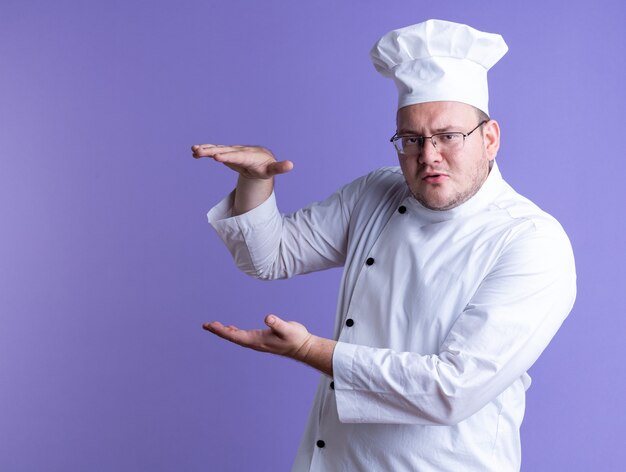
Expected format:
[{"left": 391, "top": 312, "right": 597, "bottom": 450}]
[
  {"left": 494, "top": 180, "right": 570, "bottom": 243},
  {"left": 362, "top": 166, "right": 403, "bottom": 179},
  {"left": 359, "top": 166, "right": 407, "bottom": 195},
  {"left": 328, "top": 166, "right": 407, "bottom": 214},
  {"left": 336, "top": 166, "right": 405, "bottom": 197}
]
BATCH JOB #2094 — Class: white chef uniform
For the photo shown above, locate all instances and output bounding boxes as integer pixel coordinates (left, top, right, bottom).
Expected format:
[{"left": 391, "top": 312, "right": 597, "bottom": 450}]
[{"left": 207, "top": 162, "right": 577, "bottom": 471}]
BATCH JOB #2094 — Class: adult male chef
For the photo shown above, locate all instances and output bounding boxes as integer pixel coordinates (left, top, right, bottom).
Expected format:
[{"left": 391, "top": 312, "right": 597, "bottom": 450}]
[{"left": 193, "top": 19, "right": 576, "bottom": 472}]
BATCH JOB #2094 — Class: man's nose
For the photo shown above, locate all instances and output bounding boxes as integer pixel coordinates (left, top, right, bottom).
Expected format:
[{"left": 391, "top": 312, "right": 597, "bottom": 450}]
[{"left": 418, "top": 138, "right": 441, "bottom": 165}]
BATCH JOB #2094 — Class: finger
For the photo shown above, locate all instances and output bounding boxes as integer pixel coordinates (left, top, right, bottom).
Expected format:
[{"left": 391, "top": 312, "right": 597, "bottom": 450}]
[
  {"left": 192, "top": 144, "right": 221, "bottom": 155},
  {"left": 203, "top": 321, "right": 227, "bottom": 332},
  {"left": 264, "top": 314, "right": 289, "bottom": 336},
  {"left": 204, "top": 321, "right": 248, "bottom": 343},
  {"left": 192, "top": 145, "right": 234, "bottom": 159},
  {"left": 267, "top": 160, "right": 294, "bottom": 176},
  {"left": 193, "top": 144, "right": 236, "bottom": 150},
  {"left": 203, "top": 321, "right": 239, "bottom": 335},
  {"left": 192, "top": 144, "right": 261, "bottom": 158},
  {"left": 192, "top": 150, "right": 257, "bottom": 165},
  {"left": 205, "top": 150, "right": 274, "bottom": 167}
]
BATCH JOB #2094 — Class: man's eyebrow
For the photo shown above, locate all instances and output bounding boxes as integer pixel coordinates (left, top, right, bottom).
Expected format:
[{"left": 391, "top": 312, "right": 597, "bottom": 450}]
[
  {"left": 397, "top": 126, "right": 457, "bottom": 135},
  {"left": 432, "top": 126, "right": 457, "bottom": 133}
]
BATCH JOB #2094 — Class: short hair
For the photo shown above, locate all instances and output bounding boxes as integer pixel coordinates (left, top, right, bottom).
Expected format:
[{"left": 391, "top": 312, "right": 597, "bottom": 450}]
[
  {"left": 474, "top": 107, "right": 494, "bottom": 170},
  {"left": 475, "top": 107, "right": 490, "bottom": 124}
]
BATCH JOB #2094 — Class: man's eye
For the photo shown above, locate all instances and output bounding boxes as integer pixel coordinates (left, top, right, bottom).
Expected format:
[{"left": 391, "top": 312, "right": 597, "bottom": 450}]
[
  {"left": 441, "top": 133, "right": 461, "bottom": 141},
  {"left": 404, "top": 137, "right": 420, "bottom": 145}
]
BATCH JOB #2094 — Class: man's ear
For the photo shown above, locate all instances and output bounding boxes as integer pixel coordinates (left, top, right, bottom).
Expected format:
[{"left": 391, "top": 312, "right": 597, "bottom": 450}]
[{"left": 483, "top": 119, "right": 501, "bottom": 161}]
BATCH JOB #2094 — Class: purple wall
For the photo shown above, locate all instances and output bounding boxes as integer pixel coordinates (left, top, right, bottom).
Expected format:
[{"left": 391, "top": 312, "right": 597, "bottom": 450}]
[{"left": 1, "top": 1, "right": 624, "bottom": 470}]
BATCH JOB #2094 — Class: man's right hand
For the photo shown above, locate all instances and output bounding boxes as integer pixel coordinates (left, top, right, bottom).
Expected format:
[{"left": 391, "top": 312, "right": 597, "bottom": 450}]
[
  {"left": 192, "top": 144, "right": 294, "bottom": 215},
  {"left": 191, "top": 144, "right": 293, "bottom": 180}
]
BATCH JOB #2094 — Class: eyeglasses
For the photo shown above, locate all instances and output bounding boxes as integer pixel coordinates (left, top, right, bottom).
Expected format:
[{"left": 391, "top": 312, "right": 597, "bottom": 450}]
[{"left": 390, "top": 120, "right": 488, "bottom": 155}]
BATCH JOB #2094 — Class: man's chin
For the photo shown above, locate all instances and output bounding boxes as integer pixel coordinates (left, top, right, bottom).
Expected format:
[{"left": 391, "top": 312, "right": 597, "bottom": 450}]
[
  {"left": 421, "top": 201, "right": 453, "bottom": 211},
  {"left": 413, "top": 191, "right": 456, "bottom": 211},
  {"left": 412, "top": 185, "right": 480, "bottom": 211}
]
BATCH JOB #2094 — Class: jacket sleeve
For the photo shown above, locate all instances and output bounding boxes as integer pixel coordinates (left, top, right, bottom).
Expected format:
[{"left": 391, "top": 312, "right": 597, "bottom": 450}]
[
  {"left": 207, "top": 174, "right": 371, "bottom": 280},
  {"left": 332, "top": 219, "right": 577, "bottom": 426}
]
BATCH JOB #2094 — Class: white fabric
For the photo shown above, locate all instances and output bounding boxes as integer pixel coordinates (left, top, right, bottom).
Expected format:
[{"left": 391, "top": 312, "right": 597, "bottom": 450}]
[
  {"left": 371, "top": 20, "right": 508, "bottom": 114},
  {"left": 207, "top": 163, "right": 576, "bottom": 472}
]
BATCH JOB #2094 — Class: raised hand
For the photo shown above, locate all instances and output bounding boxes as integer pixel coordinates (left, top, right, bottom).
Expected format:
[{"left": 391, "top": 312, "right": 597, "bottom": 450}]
[
  {"left": 192, "top": 144, "right": 294, "bottom": 214},
  {"left": 191, "top": 144, "right": 293, "bottom": 180}
]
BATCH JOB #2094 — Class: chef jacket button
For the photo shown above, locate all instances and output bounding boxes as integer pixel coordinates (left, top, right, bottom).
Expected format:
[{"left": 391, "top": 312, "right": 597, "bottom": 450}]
[
  {"left": 345, "top": 318, "right": 354, "bottom": 327},
  {"left": 330, "top": 381, "right": 335, "bottom": 390},
  {"left": 398, "top": 205, "right": 407, "bottom": 214},
  {"left": 366, "top": 257, "right": 375, "bottom": 266},
  {"left": 316, "top": 440, "right": 325, "bottom": 448}
]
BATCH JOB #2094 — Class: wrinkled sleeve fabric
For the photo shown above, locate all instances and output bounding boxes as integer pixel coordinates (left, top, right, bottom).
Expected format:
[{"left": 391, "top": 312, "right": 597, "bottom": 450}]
[
  {"left": 333, "top": 219, "right": 577, "bottom": 426},
  {"left": 207, "top": 174, "right": 370, "bottom": 280}
]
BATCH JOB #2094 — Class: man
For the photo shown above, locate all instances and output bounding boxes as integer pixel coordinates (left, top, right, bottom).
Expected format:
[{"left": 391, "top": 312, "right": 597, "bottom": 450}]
[{"left": 193, "top": 20, "right": 576, "bottom": 471}]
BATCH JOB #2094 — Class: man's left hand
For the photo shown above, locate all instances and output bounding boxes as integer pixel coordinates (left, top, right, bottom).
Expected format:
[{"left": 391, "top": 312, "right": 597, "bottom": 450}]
[
  {"left": 203, "top": 314, "right": 312, "bottom": 358},
  {"left": 203, "top": 315, "right": 336, "bottom": 376}
]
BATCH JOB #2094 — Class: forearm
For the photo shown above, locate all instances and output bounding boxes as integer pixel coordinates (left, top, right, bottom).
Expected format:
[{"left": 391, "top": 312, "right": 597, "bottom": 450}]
[
  {"left": 233, "top": 175, "right": 274, "bottom": 216},
  {"left": 294, "top": 335, "right": 337, "bottom": 377},
  {"left": 209, "top": 174, "right": 369, "bottom": 279},
  {"left": 332, "top": 343, "right": 498, "bottom": 425}
]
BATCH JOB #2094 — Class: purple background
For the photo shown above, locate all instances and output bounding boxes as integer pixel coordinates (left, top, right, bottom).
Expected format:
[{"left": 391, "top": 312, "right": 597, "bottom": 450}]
[{"left": 1, "top": 1, "right": 624, "bottom": 470}]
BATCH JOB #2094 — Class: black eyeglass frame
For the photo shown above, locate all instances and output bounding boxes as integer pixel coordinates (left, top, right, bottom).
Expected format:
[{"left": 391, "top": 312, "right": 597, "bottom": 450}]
[{"left": 390, "top": 120, "right": 489, "bottom": 154}]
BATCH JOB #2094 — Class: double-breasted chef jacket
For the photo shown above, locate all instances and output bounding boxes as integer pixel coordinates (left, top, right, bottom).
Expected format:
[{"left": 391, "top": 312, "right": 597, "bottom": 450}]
[{"left": 208, "top": 162, "right": 577, "bottom": 471}]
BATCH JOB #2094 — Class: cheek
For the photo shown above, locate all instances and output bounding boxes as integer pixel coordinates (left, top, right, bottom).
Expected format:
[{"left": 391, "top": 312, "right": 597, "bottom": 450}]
[
  {"left": 465, "top": 155, "right": 490, "bottom": 186},
  {"left": 459, "top": 147, "right": 489, "bottom": 173},
  {"left": 398, "top": 156, "right": 413, "bottom": 174}
]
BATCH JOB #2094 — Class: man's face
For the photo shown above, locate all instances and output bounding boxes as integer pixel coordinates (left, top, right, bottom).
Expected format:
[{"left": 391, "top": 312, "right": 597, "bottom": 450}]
[{"left": 396, "top": 101, "right": 500, "bottom": 211}]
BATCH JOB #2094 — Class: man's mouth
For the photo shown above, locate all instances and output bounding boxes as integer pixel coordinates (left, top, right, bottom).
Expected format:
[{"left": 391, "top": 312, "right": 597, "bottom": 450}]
[{"left": 422, "top": 172, "right": 449, "bottom": 184}]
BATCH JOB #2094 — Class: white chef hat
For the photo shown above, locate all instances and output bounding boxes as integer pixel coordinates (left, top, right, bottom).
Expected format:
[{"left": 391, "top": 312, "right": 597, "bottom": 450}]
[{"left": 370, "top": 19, "right": 508, "bottom": 115}]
